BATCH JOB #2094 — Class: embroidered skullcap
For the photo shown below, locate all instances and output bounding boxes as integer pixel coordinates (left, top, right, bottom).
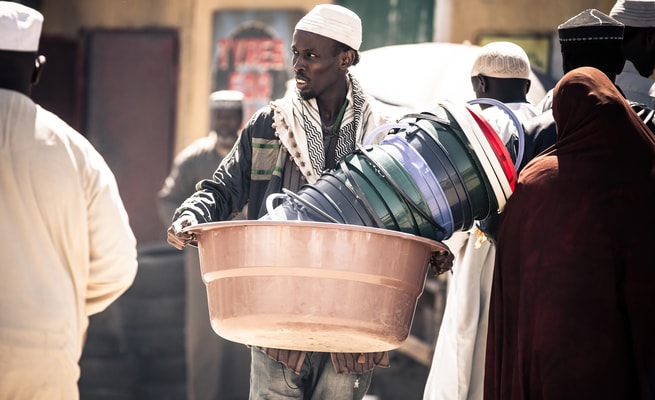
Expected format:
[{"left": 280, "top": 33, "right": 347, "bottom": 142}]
[
  {"left": 295, "top": 4, "right": 362, "bottom": 51},
  {"left": 209, "top": 90, "right": 244, "bottom": 110},
  {"left": 0, "top": 1, "right": 43, "bottom": 52},
  {"left": 558, "top": 9, "right": 624, "bottom": 43},
  {"left": 610, "top": 0, "right": 655, "bottom": 28},
  {"left": 471, "top": 41, "right": 531, "bottom": 79}
]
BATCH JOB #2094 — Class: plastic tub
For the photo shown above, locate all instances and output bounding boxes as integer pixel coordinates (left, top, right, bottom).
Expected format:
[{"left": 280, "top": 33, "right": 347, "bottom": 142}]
[
  {"left": 380, "top": 134, "right": 454, "bottom": 239},
  {"left": 184, "top": 220, "right": 450, "bottom": 352}
]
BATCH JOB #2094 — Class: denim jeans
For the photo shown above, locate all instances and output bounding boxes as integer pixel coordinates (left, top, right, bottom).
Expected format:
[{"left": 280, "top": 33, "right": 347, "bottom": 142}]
[{"left": 249, "top": 347, "right": 374, "bottom": 400}]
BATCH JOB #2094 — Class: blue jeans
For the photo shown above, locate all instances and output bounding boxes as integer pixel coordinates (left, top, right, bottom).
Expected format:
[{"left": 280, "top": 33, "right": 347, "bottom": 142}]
[{"left": 249, "top": 347, "right": 374, "bottom": 400}]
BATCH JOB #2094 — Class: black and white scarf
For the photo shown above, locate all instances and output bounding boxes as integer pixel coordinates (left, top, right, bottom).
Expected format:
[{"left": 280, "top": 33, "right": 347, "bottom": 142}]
[{"left": 271, "top": 73, "right": 377, "bottom": 184}]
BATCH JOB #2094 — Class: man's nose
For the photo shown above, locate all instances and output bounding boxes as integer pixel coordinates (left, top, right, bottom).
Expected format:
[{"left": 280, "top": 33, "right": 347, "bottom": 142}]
[{"left": 293, "top": 57, "right": 305, "bottom": 72}]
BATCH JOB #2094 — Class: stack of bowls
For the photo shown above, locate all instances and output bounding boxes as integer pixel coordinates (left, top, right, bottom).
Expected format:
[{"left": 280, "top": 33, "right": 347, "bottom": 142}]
[{"left": 265, "top": 100, "right": 518, "bottom": 242}]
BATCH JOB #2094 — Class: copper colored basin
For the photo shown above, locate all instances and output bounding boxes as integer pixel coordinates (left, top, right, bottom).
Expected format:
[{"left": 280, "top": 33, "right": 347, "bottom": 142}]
[{"left": 184, "top": 220, "right": 448, "bottom": 352}]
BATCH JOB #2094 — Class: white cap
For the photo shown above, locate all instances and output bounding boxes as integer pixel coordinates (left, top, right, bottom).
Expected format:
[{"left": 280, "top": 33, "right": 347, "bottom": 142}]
[
  {"left": 295, "top": 4, "right": 362, "bottom": 51},
  {"left": 209, "top": 90, "right": 244, "bottom": 110},
  {"left": 609, "top": 0, "right": 655, "bottom": 28},
  {"left": 471, "top": 41, "right": 531, "bottom": 79},
  {"left": 0, "top": 1, "right": 43, "bottom": 52}
]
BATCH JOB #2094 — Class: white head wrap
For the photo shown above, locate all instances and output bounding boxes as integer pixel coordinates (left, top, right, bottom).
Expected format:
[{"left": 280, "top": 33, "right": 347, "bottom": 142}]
[
  {"left": 209, "top": 90, "right": 244, "bottom": 110},
  {"left": 610, "top": 0, "right": 655, "bottom": 28},
  {"left": 295, "top": 4, "right": 362, "bottom": 51},
  {"left": 0, "top": 1, "right": 43, "bottom": 52},
  {"left": 471, "top": 41, "right": 531, "bottom": 79}
]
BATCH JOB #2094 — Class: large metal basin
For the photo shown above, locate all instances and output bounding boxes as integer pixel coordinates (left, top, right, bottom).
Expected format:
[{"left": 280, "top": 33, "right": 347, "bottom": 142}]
[{"left": 185, "top": 220, "right": 449, "bottom": 352}]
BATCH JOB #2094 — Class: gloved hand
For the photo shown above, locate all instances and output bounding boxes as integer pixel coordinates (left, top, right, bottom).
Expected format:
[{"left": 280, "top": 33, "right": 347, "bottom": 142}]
[{"left": 167, "top": 215, "right": 199, "bottom": 250}]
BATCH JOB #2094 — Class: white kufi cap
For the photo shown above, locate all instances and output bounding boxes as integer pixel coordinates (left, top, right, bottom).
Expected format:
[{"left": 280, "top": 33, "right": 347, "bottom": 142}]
[
  {"left": 609, "top": 0, "right": 655, "bottom": 28},
  {"left": 295, "top": 4, "right": 362, "bottom": 51},
  {"left": 209, "top": 90, "right": 244, "bottom": 110},
  {"left": 471, "top": 41, "right": 531, "bottom": 79},
  {"left": 0, "top": 1, "right": 43, "bottom": 52}
]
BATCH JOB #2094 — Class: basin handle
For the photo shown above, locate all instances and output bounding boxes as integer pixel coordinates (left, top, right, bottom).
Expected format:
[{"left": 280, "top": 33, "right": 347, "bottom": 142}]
[
  {"left": 265, "top": 193, "right": 289, "bottom": 221},
  {"left": 282, "top": 189, "right": 341, "bottom": 224},
  {"left": 265, "top": 191, "right": 341, "bottom": 224},
  {"left": 363, "top": 123, "right": 412, "bottom": 146}
]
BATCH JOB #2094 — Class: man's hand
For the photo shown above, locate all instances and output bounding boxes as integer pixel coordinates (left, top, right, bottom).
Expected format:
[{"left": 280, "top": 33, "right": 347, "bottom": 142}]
[
  {"left": 167, "top": 216, "right": 198, "bottom": 250},
  {"left": 429, "top": 249, "right": 454, "bottom": 275}
]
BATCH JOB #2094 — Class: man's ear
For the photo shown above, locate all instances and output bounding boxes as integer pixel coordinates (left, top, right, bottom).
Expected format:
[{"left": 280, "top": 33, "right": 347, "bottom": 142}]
[
  {"left": 645, "top": 27, "right": 655, "bottom": 48},
  {"left": 476, "top": 75, "right": 487, "bottom": 93},
  {"left": 31, "top": 55, "right": 46, "bottom": 86},
  {"left": 340, "top": 49, "right": 354, "bottom": 70}
]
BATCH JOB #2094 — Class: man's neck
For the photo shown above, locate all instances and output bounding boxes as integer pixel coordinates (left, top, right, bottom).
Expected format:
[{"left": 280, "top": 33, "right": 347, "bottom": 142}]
[
  {"left": 484, "top": 92, "right": 528, "bottom": 105},
  {"left": 316, "top": 79, "right": 349, "bottom": 126}
]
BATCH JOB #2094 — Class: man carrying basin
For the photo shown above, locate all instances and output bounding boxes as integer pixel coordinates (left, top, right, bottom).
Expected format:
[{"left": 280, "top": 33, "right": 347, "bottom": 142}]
[{"left": 164, "top": 4, "right": 455, "bottom": 400}]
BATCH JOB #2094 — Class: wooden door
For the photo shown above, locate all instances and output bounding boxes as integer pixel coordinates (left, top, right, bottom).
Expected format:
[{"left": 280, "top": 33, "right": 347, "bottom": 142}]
[{"left": 83, "top": 29, "right": 179, "bottom": 246}]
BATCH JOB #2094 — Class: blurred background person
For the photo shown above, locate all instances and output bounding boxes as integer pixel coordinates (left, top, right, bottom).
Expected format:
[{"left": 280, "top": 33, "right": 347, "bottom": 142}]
[
  {"left": 0, "top": 2, "right": 138, "bottom": 399},
  {"left": 423, "top": 41, "right": 538, "bottom": 400},
  {"left": 609, "top": 0, "right": 655, "bottom": 109},
  {"left": 157, "top": 89, "right": 250, "bottom": 400}
]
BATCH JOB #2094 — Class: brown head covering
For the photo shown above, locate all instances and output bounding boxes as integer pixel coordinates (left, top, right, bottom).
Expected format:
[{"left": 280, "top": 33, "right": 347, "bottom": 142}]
[
  {"left": 485, "top": 67, "right": 655, "bottom": 399},
  {"left": 552, "top": 66, "right": 654, "bottom": 158}
]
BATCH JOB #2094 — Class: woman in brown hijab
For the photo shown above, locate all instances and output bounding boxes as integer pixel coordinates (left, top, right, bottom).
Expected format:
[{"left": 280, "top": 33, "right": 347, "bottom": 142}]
[{"left": 484, "top": 66, "right": 655, "bottom": 399}]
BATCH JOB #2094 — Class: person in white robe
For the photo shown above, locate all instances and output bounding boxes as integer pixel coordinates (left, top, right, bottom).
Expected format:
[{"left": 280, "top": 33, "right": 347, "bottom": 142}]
[
  {"left": 423, "top": 41, "right": 538, "bottom": 400},
  {"left": 0, "top": 3, "right": 138, "bottom": 399}
]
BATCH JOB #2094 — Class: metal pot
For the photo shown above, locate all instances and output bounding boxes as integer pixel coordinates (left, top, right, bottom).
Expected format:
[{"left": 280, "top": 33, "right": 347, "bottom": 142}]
[{"left": 184, "top": 220, "right": 449, "bottom": 352}]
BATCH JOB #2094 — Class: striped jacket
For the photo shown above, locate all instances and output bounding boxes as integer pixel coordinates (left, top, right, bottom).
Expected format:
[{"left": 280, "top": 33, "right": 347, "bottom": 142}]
[{"left": 173, "top": 104, "right": 390, "bottom": 374}]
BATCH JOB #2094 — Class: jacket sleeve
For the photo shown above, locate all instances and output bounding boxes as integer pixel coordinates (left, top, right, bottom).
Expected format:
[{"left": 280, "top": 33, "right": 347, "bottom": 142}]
[{"left": 172, "top": 110, "right": 267, "bottom": 223}]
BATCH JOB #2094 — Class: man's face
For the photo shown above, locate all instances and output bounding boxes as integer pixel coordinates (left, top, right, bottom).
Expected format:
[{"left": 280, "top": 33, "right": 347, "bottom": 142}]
[
  {"left": 291, "top": 30, "right": 348, "bottom": 101},
  {"left": 210, "top": 108, "right": 242, "bottom": 145}
]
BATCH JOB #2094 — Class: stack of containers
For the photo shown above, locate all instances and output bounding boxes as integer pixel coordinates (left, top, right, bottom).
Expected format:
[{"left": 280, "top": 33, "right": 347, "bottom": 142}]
[{"left": 266, "top": 99, "right": 518, "bottom": 242}]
